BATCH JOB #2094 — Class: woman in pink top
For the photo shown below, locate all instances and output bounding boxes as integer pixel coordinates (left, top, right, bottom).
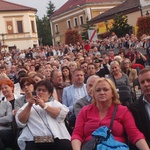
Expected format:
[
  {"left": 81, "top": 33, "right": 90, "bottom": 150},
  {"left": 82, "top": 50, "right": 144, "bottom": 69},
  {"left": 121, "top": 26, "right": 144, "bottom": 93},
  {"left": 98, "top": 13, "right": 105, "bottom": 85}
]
[{"left": 71, "top": 78, "right": 149, "bottom": 150}]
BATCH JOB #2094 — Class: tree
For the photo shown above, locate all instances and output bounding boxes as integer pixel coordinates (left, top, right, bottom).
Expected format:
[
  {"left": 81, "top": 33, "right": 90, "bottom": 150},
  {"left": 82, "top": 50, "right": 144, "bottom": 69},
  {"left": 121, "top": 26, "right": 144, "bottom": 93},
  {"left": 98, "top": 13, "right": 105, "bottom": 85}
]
[
  {"left": 81, "top": 17, "right": 96, "bottom": 41},
  {"left": 109, "top": 14, "right": 132, "bottom": 37},
  {"left": 46, "top": 1, "right": 56, "bottom": 17},
  {"left": 65, "top": 30, "right": 82, "bottom": 45},
  {"left": 36, "top": 15, "right": 52, "bottom": 46},
  {"left": 36, "top": 1, "right": 55, "bottom": 46},
  {"left": 137, "top": 15, "right": 150, "bottom": 39}
]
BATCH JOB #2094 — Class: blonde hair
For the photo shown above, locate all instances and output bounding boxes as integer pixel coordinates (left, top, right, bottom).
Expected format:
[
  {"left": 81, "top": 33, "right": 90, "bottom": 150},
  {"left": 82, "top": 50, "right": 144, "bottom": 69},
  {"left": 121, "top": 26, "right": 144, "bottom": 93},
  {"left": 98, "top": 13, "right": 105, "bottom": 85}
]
[
  {"left": 92, "top": 78, "right": 121, "bottom": 105},
  {"left": 110, "top": 60, "right": 121, "bottom": 74}
]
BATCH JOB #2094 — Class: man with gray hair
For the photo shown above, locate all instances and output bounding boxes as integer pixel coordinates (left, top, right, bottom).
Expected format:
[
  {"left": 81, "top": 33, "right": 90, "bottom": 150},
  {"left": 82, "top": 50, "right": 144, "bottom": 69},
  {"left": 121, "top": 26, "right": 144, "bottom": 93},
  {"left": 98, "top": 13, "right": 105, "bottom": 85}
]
[{"left": 73, "top": 75, "right": 100, "bottom": 116}]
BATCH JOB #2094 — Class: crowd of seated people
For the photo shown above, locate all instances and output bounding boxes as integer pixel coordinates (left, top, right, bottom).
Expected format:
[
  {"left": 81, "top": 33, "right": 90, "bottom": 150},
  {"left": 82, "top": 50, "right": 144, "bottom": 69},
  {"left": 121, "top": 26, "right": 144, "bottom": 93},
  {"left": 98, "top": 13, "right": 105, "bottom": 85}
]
[{"left": 0, "top": 33, "right": 150, "bottom": 149}]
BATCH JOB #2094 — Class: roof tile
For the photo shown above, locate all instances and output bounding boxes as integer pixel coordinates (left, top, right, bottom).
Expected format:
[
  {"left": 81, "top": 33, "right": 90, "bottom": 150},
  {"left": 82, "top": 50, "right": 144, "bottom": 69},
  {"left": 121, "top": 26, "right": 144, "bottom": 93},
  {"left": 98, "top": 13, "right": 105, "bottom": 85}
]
[
  {"left": 90, "top": 0, "right": 140, "bottom": 23},
  {"left": 50, "top": 0, "right": 122, "bottom": 18},
  {"left": 0, "top": 0, "right": 37, "bottom": 12}
]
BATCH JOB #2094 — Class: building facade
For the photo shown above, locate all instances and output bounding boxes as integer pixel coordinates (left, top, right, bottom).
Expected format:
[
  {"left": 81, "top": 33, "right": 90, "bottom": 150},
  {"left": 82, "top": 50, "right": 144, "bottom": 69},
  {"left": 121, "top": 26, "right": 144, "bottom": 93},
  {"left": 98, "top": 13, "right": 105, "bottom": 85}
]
[
  {"left": 0, "top": 0, "right": 38, "bottom": 52},
  {"left": 90, "top": 0, "right": 150, "bottom": 36},
  {"left": 50, "top": 0, "right": 123, "bottom": 45}
]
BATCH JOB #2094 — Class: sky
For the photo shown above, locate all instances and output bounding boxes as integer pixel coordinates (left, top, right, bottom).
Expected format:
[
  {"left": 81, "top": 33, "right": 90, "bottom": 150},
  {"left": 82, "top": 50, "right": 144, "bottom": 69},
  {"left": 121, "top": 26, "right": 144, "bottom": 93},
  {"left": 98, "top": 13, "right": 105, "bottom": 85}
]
[{"left": 5, "top": 0, "right": 68, "bottom": 18}]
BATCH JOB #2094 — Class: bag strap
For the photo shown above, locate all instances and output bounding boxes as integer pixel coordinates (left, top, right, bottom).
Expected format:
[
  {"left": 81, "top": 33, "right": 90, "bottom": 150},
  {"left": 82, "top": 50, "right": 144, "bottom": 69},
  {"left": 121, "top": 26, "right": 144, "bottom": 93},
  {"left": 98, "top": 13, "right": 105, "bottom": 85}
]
[
  {"left": 26, "top": 105, "right": 54, "bottom": 138},
  {"left": 112, "top": 75, "right": 117, "bottom": 87},
  {"left": 107, "top": 105, "right": 118, "bottom": 139},
  {"left": 32, "top": 105, "right": 54, "bottom": 137}
]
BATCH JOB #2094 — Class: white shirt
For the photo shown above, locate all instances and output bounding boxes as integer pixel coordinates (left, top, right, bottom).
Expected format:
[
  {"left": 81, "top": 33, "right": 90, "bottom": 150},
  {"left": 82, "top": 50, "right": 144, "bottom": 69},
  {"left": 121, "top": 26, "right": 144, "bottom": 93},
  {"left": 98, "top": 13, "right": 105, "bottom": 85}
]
[{"left": 15, "top": 100, "right": 70, "bottom": 150}]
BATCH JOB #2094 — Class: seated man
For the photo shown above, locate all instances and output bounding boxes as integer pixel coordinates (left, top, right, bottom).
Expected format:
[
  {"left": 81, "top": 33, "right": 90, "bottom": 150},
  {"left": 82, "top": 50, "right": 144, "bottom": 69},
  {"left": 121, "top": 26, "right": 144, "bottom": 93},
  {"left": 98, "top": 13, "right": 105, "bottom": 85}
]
[
  {"left": 73, "top": 75, "right": 100, "bottom": 117},
  {"left": 62, "top": 69, "right": 87, "bottom": 112},
  {"left": 129, "top": 68, "right": 150, "bottom": 148}
]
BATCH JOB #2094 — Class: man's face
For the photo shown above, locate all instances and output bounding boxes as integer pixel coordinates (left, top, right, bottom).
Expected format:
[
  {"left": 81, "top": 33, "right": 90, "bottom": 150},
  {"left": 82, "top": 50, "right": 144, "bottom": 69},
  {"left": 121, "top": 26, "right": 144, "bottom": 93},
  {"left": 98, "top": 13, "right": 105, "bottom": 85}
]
[
  {"left": 80, "top": 63, "right": 88, "bottom": 74},
  {"left": 139, "top": 71, "right": 150, "bottom": 100},
  {"left": 73, "top": 71, "right": 84, "bottom": 85},
  {"left": 86, "top": 77, "right": 99, "bottom": 97},
  {"left": 87, "top": 65, "right": 96, "bottom": 76},
  {"left": 52, "top": 71, "right": 63, "bottom": 86}
]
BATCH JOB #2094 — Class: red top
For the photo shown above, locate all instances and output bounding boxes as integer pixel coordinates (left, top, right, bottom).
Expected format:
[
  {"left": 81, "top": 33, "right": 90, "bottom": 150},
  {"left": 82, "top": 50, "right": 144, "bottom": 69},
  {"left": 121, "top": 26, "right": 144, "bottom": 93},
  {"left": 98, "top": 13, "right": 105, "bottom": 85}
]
[{"left": 71, "top": 104, "right": 145, "bottom": 144}]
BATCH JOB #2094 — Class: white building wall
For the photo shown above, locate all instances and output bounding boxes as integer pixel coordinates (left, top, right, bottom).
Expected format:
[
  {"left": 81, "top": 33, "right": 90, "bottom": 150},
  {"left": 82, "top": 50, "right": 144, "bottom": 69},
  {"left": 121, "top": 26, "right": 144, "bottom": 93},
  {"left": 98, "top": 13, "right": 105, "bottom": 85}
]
[{"left": 0, "top": 10, "right": 38, "bottom": 51}]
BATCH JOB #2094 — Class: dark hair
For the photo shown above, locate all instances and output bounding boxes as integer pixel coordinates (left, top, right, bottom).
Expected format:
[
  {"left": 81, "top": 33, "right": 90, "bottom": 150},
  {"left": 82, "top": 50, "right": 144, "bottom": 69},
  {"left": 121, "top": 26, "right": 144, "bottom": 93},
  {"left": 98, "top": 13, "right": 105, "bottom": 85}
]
[
  {"left": 139, "top": 68, "right": 150, "bottom": 76},
  {"left": 34, "top": 79, "right": 53, "bottom": 94},
  {"left": 0, "top": 64, "right": 6, "bottom": 69},
  {"left": 80, "top": 61, "right": 87, "bottom": 66},
  {"left": 61, "top": 66, "right": 72, "bottom": 82},
  {"left": 18, "top": 73, "right": 28, "bottom": 83},
  {"left": 20, "top": 77, "right": 35, "bottom": 89}
]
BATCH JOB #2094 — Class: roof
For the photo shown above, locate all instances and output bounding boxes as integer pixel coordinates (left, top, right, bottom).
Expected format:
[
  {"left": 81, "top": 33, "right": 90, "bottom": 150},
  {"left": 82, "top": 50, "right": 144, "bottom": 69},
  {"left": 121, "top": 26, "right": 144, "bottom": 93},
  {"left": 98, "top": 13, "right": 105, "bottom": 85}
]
[
  {"left": 50, "top": 0, "right": 122, "bottom": 18},
  {"left": 0, "top": 0, "right": 37, "bottom": 12},
  {"left": 90, "top": 0, "right": 141, "bottom": 23}
]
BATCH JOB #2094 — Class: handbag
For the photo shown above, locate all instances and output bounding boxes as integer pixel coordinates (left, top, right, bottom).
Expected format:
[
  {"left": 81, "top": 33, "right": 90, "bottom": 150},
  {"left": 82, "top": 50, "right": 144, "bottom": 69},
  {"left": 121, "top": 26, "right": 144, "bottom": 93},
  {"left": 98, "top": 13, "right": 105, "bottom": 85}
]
[{"left": 82, "top": 105, "right": 129, "bottom": 150}]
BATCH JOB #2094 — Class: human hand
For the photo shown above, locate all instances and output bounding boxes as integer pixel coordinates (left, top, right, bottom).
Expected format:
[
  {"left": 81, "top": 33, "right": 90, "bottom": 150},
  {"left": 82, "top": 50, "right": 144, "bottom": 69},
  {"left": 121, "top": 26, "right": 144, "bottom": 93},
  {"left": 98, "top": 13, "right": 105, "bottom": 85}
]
[
  {"left": 35, "top": 95, "right": 45, "bottom": 108},
  {"left": 28, "top": 96, "right": 37, "bottom": 107}
]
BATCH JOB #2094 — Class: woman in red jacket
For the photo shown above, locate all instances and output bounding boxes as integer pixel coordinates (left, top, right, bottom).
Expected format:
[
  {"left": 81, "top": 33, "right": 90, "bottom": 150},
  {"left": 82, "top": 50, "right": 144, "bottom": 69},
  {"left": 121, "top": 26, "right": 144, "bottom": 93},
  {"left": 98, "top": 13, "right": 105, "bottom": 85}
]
[{"left": 71, "top": 78, "right": 149, "bottom": 150}]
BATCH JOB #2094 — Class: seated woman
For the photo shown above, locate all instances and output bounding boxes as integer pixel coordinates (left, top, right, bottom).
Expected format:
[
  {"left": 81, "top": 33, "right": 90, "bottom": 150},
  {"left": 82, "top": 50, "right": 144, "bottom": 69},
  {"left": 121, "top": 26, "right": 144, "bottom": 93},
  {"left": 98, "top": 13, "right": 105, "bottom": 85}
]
[
  {"left": 61, "top": 66, "right": 72, "bottom": 85},
  {"left": 131, "top": 50, "right": 147, "bottom": 73},
  {"left": 121, "top": 58, "right": 138, "bottom": 91},
  {"left": 109, "top": 60, "right": 131, "bottom": 89},
  {"left": 71, "top": 78, "right": 149, "bottom": 150},
  {"left": 15, "top": 80, "right": 72, "bottom": 150},
  {"left": 109, "top": 60, "right": 132, "bottom": 105},
  {"left": 14, "top": 77, "right": 35, "bottom": 111},
  {"left": 0, "top": 95, "right": 14, "bottom": 150},
  {"left": 0, "top": 78, "right": 17, "bottom": 110}
]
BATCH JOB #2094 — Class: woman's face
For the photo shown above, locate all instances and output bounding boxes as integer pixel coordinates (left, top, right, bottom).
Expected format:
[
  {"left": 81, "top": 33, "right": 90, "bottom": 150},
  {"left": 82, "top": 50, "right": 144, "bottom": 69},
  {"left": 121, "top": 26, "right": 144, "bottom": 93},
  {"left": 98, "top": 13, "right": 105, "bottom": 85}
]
[
  {"left": 1, "top": 84, "right": 13, "bottom": 97},
  {"left": 69, "top": 64, "right": 77, "bottom": 72},
  {"left": 94, "top": 81, "right": 113, "bottom": 103},
  {"left": 111, "top": 64, "right": 120, "bottom": 75},
  {"left": 124, "top": 60, "right": 130, "bottom": 69},
  {"left": 36, "top": 85, "right": 51, "bottom": 102},
  {"left": 22, "top": 81, "right": 34, "bottom": 94},
  {"left": 62, "top": 68, "right": 69, "bottom": 77},
  {"left": 33, "top": 76, "right": 42, "bottom": 83}
]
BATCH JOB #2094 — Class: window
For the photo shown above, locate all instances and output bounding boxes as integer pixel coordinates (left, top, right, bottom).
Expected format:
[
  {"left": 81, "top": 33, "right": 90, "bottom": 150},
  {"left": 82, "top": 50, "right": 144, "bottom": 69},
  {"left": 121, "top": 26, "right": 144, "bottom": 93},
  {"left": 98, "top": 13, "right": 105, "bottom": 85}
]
[
  {"left": 17, "top": 21, "right": 23, "bottom": 33},
  {"left": 79, "top": 16, "right": 84, "bottom": 25},
  {"left": 74, "top": 18, "right": 78, "bottom": 27},
  {"left": 31, "top": 21, "right": 35, "bottom": 33},
  {"left": 67, "top": 20, "right": 71, "bottom": 29},
  {"left": 55, "top": 24, "right": 59, "bottom": 33}
]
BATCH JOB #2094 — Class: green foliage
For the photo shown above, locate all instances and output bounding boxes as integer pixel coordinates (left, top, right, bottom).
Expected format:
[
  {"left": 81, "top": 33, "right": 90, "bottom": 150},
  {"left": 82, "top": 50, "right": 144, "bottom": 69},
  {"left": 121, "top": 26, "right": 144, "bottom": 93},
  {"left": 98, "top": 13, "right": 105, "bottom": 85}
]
[
  {"left": 36, "top": 1, "right": 55, "bottom": 46},
  {"left": 36, "top": 15, "right": 53, "bottom": 46},
  {"left": 137, "top": 15, "right": 150, "bottom": 39},
  {"left": 109, "top": 14, "right": 132, "bottom": 37},
  {"left": 81, "top": 17, "right": 95, "bottom": 41},
  {"left": 65, "top": 30, "right": 82, "bottom": 45},
  {"left": 46, "top": 1, "right": 56, "bottom": 17}
]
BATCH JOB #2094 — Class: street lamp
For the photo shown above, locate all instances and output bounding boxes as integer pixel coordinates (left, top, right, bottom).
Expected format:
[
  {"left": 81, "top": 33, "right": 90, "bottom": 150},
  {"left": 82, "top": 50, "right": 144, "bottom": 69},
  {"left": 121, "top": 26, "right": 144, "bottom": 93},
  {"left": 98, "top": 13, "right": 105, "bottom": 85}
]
[{"left": 77, "top": 5, "right": 86, "bottom": 15}]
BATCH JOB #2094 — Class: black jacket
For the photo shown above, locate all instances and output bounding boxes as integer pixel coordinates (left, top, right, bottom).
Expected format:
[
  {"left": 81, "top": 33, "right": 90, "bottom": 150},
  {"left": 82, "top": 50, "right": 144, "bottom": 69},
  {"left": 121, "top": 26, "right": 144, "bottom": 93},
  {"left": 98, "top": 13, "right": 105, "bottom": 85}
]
[{"left": 129, "top": 95, "right": 150, "bottom": 147}]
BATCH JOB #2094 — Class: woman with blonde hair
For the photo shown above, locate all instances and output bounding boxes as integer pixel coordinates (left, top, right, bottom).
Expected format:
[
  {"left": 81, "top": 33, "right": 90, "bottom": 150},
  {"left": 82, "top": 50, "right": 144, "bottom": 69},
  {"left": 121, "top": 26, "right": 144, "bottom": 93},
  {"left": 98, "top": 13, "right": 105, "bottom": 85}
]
[
  {"left": 71, "top": 78, "right": 149, "bottom": 150},
  {"left": 68, "top": 61, "right": 78, "bottom": 74},
  {"left": 121, "top": 58, "right": 138, "bottom": 89}
]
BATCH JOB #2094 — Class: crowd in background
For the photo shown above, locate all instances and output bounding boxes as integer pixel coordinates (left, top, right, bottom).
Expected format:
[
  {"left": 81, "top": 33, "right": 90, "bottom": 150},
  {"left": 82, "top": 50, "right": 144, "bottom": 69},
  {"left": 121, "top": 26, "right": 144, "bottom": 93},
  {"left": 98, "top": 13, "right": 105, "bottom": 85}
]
[{"left": 0, "top": 32, "right": 150, "bottom": 150}]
